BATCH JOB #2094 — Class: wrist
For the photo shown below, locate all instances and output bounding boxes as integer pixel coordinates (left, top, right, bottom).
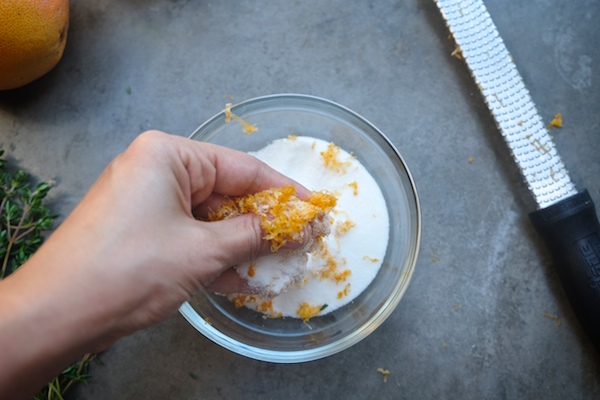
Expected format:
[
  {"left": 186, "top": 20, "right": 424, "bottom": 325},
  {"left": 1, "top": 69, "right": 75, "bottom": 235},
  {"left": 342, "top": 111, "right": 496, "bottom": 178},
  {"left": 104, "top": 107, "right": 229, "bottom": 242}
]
[{"left": 0, "top": 252, "right": 116, "bottom": 398}]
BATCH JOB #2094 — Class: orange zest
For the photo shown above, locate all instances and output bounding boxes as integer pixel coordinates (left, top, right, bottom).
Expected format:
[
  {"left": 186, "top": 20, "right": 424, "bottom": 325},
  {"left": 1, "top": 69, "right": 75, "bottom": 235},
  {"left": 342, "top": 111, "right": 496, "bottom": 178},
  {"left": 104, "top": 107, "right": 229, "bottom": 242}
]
[
  {"left": 320, "top": 143, "right": 352, "bottom": 173},
  {"left": 223, "top": 103, "right": 258, "bottom": 134},
  {"left": 209, "top": 185, "right": 337, "bottom": 251},
  {"left": 297, "top": 302, "right": 323, "bottom": 321}
]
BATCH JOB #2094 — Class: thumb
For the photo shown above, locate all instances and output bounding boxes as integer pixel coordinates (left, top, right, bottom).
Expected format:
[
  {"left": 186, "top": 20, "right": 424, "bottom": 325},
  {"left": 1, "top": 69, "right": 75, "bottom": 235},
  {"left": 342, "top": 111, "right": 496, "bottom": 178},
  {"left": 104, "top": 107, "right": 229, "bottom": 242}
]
[
  {"left": 195, "top": 214, "right": 310, "bottom": 288},
  {"left": 201, "top": 213, "right": 270, "bottom": 273}
]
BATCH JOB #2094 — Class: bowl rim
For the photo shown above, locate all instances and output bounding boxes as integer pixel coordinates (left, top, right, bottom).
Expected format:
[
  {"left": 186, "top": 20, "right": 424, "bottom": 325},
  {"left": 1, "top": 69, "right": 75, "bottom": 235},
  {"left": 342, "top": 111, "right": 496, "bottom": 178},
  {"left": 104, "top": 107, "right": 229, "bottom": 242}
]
[{"left": 181, "top": 93, "right": 422, "bottom": 363}]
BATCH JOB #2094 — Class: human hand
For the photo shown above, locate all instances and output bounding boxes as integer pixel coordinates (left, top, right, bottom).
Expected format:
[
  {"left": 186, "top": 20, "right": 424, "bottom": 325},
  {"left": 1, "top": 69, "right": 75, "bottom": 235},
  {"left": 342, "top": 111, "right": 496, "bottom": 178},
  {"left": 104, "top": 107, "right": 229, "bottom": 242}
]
[
  {"left": 0, "top": 130, "right": 308, "bottom": 398},
  {"left": 47, "top": 130, "right": 309, "bottom": 335}
]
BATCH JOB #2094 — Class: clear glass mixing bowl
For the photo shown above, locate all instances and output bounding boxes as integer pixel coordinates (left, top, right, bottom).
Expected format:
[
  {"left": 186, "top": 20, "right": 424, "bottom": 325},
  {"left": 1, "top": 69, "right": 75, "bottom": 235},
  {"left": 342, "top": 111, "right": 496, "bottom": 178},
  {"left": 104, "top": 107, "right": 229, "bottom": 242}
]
[{"left": 180, "top": 94, "right": 420, "bottom": 363}]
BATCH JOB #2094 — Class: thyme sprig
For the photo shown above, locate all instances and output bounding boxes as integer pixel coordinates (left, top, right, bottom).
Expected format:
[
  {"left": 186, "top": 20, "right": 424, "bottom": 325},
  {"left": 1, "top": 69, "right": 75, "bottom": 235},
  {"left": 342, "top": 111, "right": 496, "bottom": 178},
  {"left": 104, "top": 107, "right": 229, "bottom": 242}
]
[
  {"left": 0, "top": 150, "right": 56, "bottom": 279},
  {"left": 0, "top": 150, "right": 96, "bottom": 399},
  {"left": 33, "top": 353, "right": 98, "bottom": 400}
]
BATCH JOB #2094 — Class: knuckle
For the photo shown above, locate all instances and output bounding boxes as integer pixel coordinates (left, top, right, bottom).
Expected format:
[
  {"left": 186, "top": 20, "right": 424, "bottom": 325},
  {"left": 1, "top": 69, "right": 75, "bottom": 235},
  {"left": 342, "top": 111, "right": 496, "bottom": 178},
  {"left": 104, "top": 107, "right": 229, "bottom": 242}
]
[{"left": 130, "top": 130, "right": 165, "bottom": 152}]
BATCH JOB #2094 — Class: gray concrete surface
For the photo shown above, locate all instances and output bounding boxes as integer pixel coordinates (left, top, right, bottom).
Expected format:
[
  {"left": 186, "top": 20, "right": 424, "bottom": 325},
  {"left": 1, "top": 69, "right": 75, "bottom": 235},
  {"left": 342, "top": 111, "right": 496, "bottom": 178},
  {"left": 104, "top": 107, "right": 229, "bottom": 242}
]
[{"left": 1, "top": 0, "right": 599, "bottom": 398}]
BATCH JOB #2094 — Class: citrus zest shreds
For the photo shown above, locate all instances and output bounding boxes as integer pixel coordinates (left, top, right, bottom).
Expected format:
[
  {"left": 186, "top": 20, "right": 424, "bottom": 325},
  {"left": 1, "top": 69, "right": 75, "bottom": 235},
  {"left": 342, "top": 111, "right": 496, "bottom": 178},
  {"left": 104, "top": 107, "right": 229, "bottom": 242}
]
[
  {"left": 247, "top": 262, "right": 256, "bottom": 277},
  {"left": 234, "top": 295, "right": 255, "bottom": 309},
  {"left": 336, "top": 220, "right": 356, "bottom": 235},
  {"left": 320, "top": 143, "right": 352, "bottom": 173},
  {"left": 223, "top": 103, "right": 258, "bottom": 134},
  {"left": 547, "top": 112, "right": 563, "bottom": 129},
  {"left": 348, "top": 181, "right": 358, "bottom": 195},
  {"left": 337, "top": 283, "right": 351, "bottom": 299},
  {"left": 307, "top": 191, "right": 337, "bottom": 210},
  {"left": 313, "top": 241, "right": 351, "bottom": 282},
  {"left": 297, "top": 302, "right": 323, "bottom": 321},
  {"left": 259, "top": 300, "right": 273, "bottom": 313},
  {"left": 334, "top": 269, "right": 351, "bottom": 282},
  {"left": 208, "top": 185, "right": 337, "bottom": 251},
  {"left": 233, "top": 296, "right": 282, "bottom": 318},
  {"left": 363, "top": 256, "right": 379, "bottom": 263}
]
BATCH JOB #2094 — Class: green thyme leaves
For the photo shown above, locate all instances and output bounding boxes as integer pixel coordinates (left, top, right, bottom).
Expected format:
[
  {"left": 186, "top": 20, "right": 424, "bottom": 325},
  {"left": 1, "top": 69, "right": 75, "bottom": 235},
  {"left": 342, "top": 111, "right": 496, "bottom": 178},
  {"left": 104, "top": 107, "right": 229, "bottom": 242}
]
[{"left": 0, "top": 150, "right": 57, "bottom": 279}]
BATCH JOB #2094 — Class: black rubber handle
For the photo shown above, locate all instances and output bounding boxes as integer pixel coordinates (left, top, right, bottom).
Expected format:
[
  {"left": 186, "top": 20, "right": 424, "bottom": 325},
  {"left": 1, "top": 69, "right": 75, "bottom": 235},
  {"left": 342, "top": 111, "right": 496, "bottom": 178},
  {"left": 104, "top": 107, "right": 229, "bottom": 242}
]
[{"left": 529, "top": 190, "right": 600, "bottom": 349}]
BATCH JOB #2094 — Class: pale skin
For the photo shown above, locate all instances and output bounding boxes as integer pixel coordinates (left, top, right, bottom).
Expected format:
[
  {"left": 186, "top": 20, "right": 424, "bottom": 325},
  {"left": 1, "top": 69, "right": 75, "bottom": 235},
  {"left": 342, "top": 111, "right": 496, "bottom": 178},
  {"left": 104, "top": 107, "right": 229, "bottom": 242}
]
[{"left": 0, "top": 130, "right": 310, "bottom": 399}]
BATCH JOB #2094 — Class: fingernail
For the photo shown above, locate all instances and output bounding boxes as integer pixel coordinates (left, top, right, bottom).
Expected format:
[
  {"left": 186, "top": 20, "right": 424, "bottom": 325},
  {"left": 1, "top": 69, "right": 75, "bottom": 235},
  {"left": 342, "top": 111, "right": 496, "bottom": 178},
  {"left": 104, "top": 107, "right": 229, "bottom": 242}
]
[
  {"left": 280, "top": 225, "right": 312, "bottom": 251},
  {"left": 281, "top": 238, "right": 307, "bottom": 250}
]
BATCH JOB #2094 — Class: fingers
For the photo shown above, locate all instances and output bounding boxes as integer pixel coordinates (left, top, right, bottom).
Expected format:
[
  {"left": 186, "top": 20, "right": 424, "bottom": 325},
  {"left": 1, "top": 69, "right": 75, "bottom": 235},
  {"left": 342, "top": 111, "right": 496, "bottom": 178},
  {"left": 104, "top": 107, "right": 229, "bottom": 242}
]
[
  {"left": 185, "top": 141, "right": 311, "bottom": 207},
  {"left": 202, "top": 142, "right": 310, "bottom": 195},
  {"left": 204, "top": 269, "right": 252, "bottom": 294},
  {"left": 126, "top": 131, "right": 310, "bottom": 214}
]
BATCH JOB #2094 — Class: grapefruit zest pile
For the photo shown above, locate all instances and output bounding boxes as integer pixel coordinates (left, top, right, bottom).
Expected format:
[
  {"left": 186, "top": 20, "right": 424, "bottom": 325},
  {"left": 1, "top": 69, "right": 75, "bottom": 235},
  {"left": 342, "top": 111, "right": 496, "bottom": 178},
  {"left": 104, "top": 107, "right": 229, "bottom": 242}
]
[{"left": 208, "top": 185, "right": 337, "bottom": 251}]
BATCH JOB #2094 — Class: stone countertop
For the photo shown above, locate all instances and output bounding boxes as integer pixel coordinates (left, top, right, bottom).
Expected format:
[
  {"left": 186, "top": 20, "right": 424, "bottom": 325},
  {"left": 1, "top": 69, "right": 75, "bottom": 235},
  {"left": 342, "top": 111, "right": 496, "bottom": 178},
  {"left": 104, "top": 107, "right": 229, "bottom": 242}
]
[{"left": 1, "top": 0, "right": 599, "bottom": 399}]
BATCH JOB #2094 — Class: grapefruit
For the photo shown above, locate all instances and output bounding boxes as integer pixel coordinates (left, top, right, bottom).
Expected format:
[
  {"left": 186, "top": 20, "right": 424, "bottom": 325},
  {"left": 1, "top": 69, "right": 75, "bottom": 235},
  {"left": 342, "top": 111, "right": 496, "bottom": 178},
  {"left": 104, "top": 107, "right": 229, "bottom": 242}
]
[{"left": 0, "top": 0, "right": 70, "bottom": 90}]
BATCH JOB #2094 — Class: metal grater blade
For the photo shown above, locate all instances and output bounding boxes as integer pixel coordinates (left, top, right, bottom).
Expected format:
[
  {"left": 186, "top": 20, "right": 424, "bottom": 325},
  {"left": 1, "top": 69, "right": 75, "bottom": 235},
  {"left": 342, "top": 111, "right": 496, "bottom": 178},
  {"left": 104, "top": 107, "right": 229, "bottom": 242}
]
[{"left": 434, "top": 0, "right": 577, "bottom": 209}]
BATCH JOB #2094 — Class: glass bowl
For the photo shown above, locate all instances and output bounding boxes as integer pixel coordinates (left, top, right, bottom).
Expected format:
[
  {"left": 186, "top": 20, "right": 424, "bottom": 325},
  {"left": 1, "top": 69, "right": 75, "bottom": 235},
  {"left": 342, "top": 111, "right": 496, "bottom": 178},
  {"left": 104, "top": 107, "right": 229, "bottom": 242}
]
[{"left": 180, "top": 94, "right": 420, "bottom": 363}]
